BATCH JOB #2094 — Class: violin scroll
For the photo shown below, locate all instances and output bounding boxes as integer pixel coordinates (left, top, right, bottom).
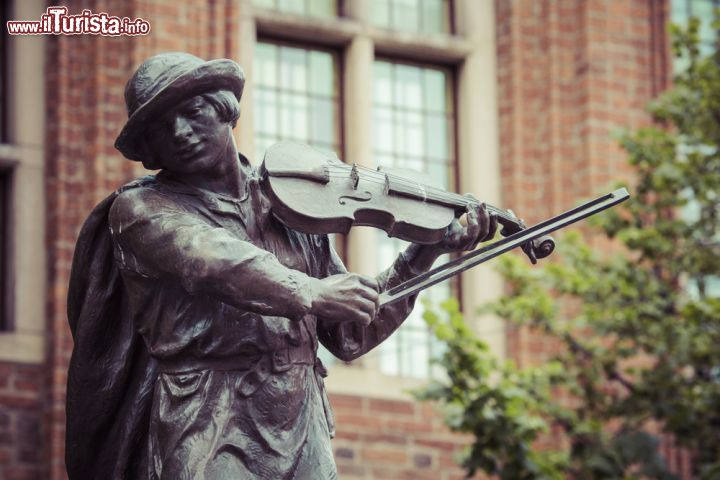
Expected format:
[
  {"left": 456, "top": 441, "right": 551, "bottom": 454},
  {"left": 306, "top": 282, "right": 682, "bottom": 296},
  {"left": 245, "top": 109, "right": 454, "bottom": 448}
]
[
  {"left": 522, "top": 236, "right": 555, "bottom": 264},
  {"left": 495, "top": 209, "right": 555, "bottom": 264},
  {"left": 533, "top": 236, "right": 555, "bottom": 259}
]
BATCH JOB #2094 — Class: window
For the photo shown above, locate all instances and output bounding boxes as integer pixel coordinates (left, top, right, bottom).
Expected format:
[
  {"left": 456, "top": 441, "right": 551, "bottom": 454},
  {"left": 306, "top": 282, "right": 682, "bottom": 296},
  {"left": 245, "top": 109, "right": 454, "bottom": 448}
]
[
  {"left": 253, "top": 40, "right": 341, "bottom": 365},
  {"left": 0, "top": 0, "right": 46, "bottom": 363},
  {"left": 252, "top": 0, "right": 337, "bottom": 18},
  {"left": 373, "top": 60, "right": 455, "bottom": 378},
  {"left": 671, "top": 0, "right": 719, "bottom": 60},
  {"left": 371, "top": 0, "right": 451, "bottom": 34},
  {"left": 0, "top": 2, "right": 8, "bottom": 330},
  {"left": 0, "top": 0, "right": 8, "bottom": 142},
  {"left": 672, "top": 1, "right": 720, "bottom": 298},
  {"left": 253, "top": 41, "right": 340, "bottom": 160},
  {"left": 249, "top": 1, "right": 499, "bottom": 390},
  {"left": 0, "top": 169, "right": 9, "bottom": 331}
]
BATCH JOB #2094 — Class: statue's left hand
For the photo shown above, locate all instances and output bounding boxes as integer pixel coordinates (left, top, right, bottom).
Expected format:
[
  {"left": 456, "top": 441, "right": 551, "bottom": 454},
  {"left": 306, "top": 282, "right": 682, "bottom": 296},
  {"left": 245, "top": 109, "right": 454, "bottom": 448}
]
[
  {"left": 434, "top": 195, "right": 498, "bottom": 255},
  {"left": 397, "top": 195, "right": 497, "bottom": 276}
]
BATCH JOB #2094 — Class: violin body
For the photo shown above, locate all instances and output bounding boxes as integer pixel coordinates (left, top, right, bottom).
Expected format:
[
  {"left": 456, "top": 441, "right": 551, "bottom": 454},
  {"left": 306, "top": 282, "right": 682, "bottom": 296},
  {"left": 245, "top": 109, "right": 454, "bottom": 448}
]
[
  {"left": 259, "top": 142, "right": 458, "bottom": 244},
  {"left": 259, "top": 141, "right": 555, "bottom": 260}
]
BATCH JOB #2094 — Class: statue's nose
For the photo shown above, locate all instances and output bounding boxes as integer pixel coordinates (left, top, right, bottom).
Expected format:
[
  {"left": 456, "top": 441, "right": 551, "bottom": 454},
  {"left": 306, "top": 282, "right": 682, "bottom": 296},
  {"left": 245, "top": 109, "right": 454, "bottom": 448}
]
[{"left": 172, "top": 115, "right": 194, "bottom": 141}]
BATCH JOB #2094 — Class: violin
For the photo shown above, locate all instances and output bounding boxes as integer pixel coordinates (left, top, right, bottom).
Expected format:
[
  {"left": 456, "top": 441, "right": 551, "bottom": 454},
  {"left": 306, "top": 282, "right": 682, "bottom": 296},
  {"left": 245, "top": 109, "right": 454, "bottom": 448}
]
[
  {"left": 258, "top": 141, "right": 630, "bottom": 306},
  {"left": 258, "top": 141, "right": 555, "bottom": 263}
]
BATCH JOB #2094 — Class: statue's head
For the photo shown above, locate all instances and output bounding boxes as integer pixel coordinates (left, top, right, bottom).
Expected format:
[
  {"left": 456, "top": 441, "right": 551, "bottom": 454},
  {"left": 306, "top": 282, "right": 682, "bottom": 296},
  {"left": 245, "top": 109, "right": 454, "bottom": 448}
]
[{"left": 114, "top": 52, "right": 244, "bottom": 170}]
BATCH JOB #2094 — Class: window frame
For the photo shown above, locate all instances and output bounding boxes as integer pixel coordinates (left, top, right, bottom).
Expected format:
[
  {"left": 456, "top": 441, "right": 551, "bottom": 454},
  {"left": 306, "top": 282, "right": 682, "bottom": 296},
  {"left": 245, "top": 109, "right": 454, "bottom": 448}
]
[
  {"left": 252, "top": 0, "right": 340, "bottom": 19},
  {"left": 0, "top": 0, "right": 46, "bottom": 363},
  {"left": 1, "top": 0, "right": 9, "bottom": 143},
  {"left": 253, "top": 36, "right": 344, "bottom": 158},
  {"left": 371, "top": 56, "right": 460, "bottom": 379},
  {"left": 0, "top": 167, "right": 11, "bottom": 331},
  {"left": 372, "top": 56, "right": 457, "bottom": 189},
  {"left": 248, "top": 0, "right": 502, "bottom": 389},
  {"left": 370, "top": 0, "right": 454, "bottom": 35},
  {"left": 253, "top": 35, "right": 348, "bottom": 262},
  {"left": 671, "top": 2, "right": 720, "bottom": 300},
  {"left": 671, "top": 0, "right": 720, "bottom": 55},
  {"left": 672, "top": 0, "right": 720, "bottom": 18}
]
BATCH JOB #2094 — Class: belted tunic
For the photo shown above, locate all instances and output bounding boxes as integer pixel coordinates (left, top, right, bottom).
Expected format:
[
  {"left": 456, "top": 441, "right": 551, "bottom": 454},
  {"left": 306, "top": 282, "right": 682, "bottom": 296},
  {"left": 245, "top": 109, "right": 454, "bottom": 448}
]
[{"left": 105, "top": 159, "right": 418, "bottom": 479}]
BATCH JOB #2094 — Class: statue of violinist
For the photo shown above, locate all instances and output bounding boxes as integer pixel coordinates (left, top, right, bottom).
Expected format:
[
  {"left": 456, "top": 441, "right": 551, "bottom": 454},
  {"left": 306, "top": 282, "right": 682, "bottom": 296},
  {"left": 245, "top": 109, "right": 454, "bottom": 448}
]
[{"left": 65, "top": 52, "right": 498, "bottom": 480}]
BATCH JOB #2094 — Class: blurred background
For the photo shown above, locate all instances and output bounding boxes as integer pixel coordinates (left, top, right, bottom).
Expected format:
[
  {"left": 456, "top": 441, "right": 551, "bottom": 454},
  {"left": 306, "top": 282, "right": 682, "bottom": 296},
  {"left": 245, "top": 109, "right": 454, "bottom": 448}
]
[{"left": 0, "top": 0, "right": 707, "bottom": 478}]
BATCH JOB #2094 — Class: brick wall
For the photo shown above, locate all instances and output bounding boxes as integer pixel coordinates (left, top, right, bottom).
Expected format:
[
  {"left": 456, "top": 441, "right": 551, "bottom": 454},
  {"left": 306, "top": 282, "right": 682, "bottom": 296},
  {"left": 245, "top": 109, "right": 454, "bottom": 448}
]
[
  {"left": 496, "top": 0, "right": 669, "bottom": 368},
  {"left": 0, "top": 363, "right": 44, "bottom": 480},
  {"left": 329, "top": 394, "right": 482, "bottom": 480},
  {"left": 494, "top": 2, "right": 693, "bottom": 478}
]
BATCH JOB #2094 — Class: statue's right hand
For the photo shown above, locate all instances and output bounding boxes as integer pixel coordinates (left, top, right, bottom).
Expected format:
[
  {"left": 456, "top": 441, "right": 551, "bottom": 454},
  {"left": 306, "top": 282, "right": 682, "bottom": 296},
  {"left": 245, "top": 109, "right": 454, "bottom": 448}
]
[{"left": 308, "top": 274, "right": 379, "bottom": 326}]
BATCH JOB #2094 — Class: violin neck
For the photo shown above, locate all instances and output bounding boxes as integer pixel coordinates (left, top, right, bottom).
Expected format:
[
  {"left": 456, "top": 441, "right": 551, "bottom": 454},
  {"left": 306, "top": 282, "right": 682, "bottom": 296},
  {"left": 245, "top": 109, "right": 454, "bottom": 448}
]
[
  {"left": 453, "top": 196, "right": 521, "bottom": 228},
  {"left": 386, "top": 178, "right": 520, "bottom": 228}
]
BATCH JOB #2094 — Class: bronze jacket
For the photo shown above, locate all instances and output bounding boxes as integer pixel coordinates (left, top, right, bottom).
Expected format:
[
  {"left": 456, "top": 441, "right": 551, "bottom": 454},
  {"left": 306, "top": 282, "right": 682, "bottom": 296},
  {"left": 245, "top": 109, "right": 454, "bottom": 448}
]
[{"left": 66, "top": 157, "right": 418, "bottom": 480}]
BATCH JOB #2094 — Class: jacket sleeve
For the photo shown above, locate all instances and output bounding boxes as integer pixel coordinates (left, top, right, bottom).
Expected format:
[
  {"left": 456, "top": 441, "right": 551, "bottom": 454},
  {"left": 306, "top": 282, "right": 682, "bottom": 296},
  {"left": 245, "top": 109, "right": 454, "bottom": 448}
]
[
  {"left": 316, "top": 238, "right": 419, "bottom": 361},
  {"left": 108, "top": 187, "right": 315, "bottom": 319}
]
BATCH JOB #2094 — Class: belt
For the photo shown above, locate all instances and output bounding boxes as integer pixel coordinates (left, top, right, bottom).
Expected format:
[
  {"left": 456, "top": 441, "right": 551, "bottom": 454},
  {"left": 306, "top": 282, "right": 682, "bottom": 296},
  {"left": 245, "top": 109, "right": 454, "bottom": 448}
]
[
  {"left": 155, "top": 344, "right": 333, "bottom": 430},
  {"left": 157, "top": 344, "right": 316, "bottom": 375}
]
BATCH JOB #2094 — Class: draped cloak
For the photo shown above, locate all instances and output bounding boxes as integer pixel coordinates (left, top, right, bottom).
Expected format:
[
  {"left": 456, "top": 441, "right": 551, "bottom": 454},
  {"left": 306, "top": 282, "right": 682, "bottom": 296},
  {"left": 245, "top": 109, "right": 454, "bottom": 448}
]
[{"left": 67, "top": 176, "right": 158, "bottom": 479}]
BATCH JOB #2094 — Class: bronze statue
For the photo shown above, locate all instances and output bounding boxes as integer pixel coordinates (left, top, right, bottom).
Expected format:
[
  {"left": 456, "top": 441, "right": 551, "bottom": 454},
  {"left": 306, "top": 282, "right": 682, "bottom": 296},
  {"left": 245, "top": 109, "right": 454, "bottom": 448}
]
[{"left": 65, "top": 52, "right": 497, "bottom": 480}]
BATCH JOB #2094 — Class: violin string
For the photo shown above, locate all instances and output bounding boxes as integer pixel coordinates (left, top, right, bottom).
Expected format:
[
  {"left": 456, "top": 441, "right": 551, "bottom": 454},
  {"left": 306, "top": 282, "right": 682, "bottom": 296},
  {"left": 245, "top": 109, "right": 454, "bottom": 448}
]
[
  {"left": 329, "top": 163, "right": 452, "bottom": 194},
  {"left": 323, "top": 165, "right": 469, "bottom": 204},
  {"left": 325, "top": 163, "right": 480, "bottom": 205},
  {"left": 323, "top": 172, "right": 513, "bottom": 221},
  {"left": 324, "top": 171, "right": 462, "bottom": 205},
  {"left": 322, "top": 166, "right": 515, "bottom": 221}
]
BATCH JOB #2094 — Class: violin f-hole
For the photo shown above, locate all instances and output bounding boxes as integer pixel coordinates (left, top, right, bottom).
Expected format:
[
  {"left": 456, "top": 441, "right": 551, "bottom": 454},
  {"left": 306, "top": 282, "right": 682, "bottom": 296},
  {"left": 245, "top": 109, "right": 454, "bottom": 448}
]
[{"left": 339, "top": 191, "right": 373, "bottom": 205}]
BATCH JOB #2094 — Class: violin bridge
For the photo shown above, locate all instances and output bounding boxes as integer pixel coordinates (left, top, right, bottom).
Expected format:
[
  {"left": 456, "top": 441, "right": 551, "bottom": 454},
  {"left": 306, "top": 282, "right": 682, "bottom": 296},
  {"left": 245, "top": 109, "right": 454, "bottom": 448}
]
[
  {"left": 417, "top": 184, "right": 428, "bottom": 203},
  {"left": 350, "top": 163, "right": 359, "bottom": 190}
]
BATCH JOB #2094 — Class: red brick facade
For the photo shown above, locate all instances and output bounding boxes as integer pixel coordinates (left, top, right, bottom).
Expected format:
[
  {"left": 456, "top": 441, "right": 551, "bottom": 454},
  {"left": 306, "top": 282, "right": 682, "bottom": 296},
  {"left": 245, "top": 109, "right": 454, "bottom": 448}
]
[
  {"left": 330, "top": 394, "right": 472, "bottom": 480},
  {"left": 496, "top": 0, "right": 670, "bottom": 368},
  {"left": 0, "top": 1, "right": 675, "bottom": 479},
  {"left": 0, "top": 364, "right": 44, "bottom": 480}
]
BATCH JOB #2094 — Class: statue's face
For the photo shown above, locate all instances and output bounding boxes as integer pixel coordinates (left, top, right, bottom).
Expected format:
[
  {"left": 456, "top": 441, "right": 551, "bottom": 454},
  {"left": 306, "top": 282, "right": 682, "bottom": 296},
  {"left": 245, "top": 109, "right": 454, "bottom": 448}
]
[{"left": 144, "top": 95, "right": 231, "bottom": 175}]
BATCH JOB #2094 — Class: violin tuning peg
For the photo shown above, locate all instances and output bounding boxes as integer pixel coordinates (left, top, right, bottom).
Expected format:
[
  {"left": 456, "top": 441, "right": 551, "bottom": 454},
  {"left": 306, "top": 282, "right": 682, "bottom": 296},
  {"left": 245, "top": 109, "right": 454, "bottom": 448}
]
[{"left": 507, "top": 210, "right": 529, "bottom": 228}]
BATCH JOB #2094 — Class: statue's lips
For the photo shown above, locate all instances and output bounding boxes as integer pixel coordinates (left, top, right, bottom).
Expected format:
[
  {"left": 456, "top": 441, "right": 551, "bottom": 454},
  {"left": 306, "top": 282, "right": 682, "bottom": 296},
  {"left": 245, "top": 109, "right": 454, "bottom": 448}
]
[{"left": 177, "top": 142, "right": 203, "bottom": 159}]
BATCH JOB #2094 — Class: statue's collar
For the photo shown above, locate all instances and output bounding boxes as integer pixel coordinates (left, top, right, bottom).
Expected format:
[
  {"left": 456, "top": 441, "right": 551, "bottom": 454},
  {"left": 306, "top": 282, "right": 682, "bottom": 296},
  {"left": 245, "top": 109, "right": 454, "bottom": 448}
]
[{"left": 154, "top": 153, "right": 254, "bottom": 204}]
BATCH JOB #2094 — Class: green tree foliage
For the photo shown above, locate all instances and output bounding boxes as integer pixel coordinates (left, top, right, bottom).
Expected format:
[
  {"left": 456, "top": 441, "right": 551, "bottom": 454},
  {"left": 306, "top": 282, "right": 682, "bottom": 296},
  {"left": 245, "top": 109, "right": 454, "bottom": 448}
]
[{"left": 415, "top": 19, "right": 720, "bottom": 480}]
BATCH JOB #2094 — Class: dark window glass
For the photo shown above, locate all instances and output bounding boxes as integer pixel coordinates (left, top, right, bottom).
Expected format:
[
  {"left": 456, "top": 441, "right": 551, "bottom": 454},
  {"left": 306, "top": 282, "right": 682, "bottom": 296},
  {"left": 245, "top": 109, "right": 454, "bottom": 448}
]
[
  {"left": 0, "top": 170, "right": 10, "bottom": 331},
  {"left": 0, "top": 1, "right": 8, "bottom": 143}
]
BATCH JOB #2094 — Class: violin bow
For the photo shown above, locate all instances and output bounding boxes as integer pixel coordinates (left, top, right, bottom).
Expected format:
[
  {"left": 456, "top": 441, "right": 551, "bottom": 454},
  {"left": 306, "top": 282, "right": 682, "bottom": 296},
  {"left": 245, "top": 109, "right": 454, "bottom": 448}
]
[{"left": 378, "top": 188, "right": 630, "bottom": 307}]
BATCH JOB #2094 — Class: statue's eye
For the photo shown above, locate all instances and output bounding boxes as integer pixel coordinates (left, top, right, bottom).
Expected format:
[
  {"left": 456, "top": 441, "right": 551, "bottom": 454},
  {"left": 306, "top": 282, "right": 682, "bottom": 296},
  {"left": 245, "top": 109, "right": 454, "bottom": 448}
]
[
  {"left": 187, "top": 107, "right": 202, "bottom": 117},
  {"left": 147, "top": 123, "right": 165, "bottom": 136}
]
